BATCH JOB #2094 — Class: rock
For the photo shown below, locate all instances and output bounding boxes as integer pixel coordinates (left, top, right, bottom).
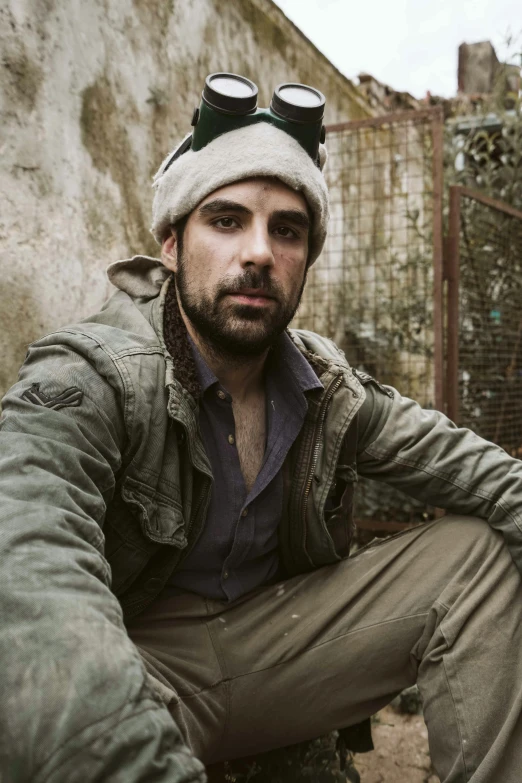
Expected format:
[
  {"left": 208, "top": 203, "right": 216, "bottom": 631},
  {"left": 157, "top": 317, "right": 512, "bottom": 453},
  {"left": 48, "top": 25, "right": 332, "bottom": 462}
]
[{"left": 391, "top": 685, "right": 423, "bottom": 715}]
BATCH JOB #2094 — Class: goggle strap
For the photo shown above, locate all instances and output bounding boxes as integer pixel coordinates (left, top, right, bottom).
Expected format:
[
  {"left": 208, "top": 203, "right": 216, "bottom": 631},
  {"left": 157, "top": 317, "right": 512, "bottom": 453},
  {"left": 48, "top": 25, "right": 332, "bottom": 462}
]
[{"left": 163, "top": 134, "right": 193, "bottom": 174}]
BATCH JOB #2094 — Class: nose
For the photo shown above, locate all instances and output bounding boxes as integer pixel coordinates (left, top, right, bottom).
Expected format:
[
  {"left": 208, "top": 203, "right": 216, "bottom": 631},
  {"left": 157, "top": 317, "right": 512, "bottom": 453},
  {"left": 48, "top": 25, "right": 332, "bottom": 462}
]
[{"left": 238, "top": 221, "right": 274, "bottom": 270}]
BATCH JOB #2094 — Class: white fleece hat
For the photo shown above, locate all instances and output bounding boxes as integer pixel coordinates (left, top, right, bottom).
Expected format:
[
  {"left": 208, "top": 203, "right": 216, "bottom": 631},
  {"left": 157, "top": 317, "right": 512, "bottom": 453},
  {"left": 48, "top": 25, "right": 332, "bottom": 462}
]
[{"left": 151, "top": 122, "right": 329, "bottom": 266}]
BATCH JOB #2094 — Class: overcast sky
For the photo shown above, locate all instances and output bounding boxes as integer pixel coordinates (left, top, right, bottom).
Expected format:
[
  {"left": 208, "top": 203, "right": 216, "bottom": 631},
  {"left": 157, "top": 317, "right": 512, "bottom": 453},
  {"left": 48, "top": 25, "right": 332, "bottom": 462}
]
[{"left": 274, "top": 0, "right": 521, "bottom": 99}]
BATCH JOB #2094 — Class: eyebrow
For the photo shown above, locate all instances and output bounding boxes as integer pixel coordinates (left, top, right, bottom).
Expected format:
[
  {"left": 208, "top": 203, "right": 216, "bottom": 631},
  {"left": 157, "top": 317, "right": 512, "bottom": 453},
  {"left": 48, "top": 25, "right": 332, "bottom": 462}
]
[
  {"left": 272, "top": 209, "right": 310, "bottom": 230},
  {"left": 198, "top": 199, "right": 252, "bottom": 217},
  {"left": 198, "top": 200, "right": 310, "bottom": 230}
]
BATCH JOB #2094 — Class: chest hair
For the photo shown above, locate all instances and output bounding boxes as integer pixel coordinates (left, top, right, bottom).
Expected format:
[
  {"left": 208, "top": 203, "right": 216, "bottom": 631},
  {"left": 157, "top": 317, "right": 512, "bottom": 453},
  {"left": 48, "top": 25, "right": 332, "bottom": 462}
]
[{"left": 232, "top": 390, "right": 266, "bottom": 494}]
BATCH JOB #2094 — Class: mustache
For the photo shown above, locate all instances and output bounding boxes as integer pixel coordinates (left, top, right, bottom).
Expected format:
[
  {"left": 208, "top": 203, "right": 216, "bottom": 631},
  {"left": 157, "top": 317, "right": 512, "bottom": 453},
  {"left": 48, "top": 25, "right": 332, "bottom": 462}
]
[{"left": 217, "top": 270, "right": 283, "bottom": 300}]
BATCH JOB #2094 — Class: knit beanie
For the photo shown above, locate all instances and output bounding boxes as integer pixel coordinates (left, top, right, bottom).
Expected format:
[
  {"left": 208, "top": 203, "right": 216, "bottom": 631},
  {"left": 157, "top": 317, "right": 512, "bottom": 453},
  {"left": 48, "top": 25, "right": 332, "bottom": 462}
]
[{"left": 151, "top": 122, "right": 329, "bottom": 266}]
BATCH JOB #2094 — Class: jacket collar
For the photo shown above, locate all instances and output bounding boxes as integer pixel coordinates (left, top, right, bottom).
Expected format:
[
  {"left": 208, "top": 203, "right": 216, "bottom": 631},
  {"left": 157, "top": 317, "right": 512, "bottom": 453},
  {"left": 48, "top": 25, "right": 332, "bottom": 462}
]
[{"left": 163, "top": 275, "right": 202, "bottom": 400}]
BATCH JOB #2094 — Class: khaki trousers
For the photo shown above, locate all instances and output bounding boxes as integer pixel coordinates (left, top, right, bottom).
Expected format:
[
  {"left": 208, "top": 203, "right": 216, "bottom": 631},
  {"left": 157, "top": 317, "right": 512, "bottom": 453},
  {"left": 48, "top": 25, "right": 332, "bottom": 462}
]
[{"left": 126, "top": 516, "right": 522, "bottom": 783}]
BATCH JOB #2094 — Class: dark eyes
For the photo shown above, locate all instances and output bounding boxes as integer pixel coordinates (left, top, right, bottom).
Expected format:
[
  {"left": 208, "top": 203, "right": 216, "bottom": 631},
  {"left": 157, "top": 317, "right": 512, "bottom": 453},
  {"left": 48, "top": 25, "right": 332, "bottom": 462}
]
[
  {"left": 275, "top": 226, "right": 297, "bottom": 238},
  {"left": 212, "top": 217, "right": 298, "bottom": 239},
  {"left": 214, "top": 217, "right": 237, "bottom": 229}
]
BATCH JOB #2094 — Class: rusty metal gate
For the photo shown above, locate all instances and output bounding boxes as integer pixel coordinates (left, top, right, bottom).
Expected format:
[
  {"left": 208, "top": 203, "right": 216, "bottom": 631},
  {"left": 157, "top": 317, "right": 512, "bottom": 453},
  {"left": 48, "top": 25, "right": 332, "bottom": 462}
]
[
  {"left": 446, "top": 186, "right": 522, "bottom": 457},
  {"left": 291, "top": 110, "right": 522, "bottom": 527},
  {"left": 292, "top": 106, "right": 445, "bottom": 413}
]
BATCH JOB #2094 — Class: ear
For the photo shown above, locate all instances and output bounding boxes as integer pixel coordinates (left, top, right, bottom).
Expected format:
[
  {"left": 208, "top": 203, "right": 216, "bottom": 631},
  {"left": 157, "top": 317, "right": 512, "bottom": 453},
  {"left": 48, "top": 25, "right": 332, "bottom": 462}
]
[{"left": 161, "top": 229, "right": 178, "bottom": 273}]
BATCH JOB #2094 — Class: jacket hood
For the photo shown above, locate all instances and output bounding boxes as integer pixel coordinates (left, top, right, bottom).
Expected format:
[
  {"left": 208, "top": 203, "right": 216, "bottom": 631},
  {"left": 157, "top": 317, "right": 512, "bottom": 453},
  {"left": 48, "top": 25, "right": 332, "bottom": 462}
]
[{"left": 107, "top": 255, "right": 168, "bottom": 298}]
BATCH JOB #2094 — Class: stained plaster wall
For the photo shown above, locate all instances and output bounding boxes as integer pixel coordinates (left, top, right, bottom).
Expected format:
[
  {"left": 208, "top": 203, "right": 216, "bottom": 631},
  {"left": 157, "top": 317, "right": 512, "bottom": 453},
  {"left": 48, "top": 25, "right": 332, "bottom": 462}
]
[{"left": 0, "top": 0, "right": 372, "bottom": 398}]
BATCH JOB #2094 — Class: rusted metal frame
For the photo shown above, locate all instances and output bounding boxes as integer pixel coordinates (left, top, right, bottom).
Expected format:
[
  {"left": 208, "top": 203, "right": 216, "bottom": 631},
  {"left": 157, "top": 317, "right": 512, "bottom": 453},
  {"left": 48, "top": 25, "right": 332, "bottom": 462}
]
[
  {"left": 325, "top": 106, "right": 443, "bottom": 134},
  {"left": 431, "top": 107, "right": 445, "bottom": 413},
  {"left": 458, "top": 186, "right": 522, "bottom": 221},
  {"left": 446, "top": 186, "right": 462, "bottom": 423}
]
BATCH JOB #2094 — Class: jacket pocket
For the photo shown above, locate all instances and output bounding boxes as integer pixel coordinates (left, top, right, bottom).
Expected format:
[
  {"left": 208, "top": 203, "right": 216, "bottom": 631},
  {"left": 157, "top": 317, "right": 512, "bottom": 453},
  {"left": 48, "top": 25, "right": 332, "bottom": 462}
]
[
  {"left": 121, "top": 476, "right": 188, "bottom": 548},
  {"left": 104, "top": 534, "right": 156, "bottom": 596},
  {"left": 324, "top": 463, "right": 358, "bottom": 558}
]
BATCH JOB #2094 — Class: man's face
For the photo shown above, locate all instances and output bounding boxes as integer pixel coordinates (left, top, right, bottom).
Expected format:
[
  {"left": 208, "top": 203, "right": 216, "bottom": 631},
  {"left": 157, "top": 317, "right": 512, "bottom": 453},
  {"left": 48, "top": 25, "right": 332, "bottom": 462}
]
[{"left": 161, "top": 177, "right": 310, "bottom": 357}]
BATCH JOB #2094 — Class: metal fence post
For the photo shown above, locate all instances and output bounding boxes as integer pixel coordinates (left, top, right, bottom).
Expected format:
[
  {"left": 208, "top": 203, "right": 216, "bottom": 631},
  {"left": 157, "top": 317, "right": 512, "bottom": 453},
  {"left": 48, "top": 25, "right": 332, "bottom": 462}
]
[
  {"left": 431, "top": 107, "right": 444, "bottom": 413},
  {"left": 446, "top": 186, "right": 461, "bottom": 423}
]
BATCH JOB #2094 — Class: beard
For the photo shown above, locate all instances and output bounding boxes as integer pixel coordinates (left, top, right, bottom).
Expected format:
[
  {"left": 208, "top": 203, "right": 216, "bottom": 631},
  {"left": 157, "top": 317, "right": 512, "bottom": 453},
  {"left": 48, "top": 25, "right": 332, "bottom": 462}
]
[{"left": 175, "top": 252, "right": 307, "bottom": 359}]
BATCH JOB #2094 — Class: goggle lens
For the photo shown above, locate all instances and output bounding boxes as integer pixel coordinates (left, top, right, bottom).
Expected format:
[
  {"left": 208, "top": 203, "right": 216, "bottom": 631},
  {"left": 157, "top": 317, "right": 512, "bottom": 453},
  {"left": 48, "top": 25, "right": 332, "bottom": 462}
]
[
  {"left": 209, "top": 75, "right": 255, "bottom": 99},
  {"left": 278, "top": 85, "right": 323, "bottom": 108},
  {"left": 203, "top": 73, "right": 258, "bottom": 115},
  {"left": 271, "top": 82, "right": 325, "bottom": 124}
]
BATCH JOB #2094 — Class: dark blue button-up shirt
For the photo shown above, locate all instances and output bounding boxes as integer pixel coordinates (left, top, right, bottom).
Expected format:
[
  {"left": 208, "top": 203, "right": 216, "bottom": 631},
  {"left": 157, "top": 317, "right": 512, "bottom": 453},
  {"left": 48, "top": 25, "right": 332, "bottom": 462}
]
[{"left": 167, "top": 332, "right": 323, "bottom": 601}]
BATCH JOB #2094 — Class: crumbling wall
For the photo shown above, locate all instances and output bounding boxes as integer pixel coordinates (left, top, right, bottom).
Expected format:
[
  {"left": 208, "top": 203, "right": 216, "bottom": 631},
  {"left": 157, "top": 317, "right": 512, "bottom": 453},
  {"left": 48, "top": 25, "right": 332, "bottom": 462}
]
[
  {"left": 0, "top": 0, "right": 372, "bottom": 398},
  {"left": 457, "top": 39, "right": 521, "bottom": 102}
]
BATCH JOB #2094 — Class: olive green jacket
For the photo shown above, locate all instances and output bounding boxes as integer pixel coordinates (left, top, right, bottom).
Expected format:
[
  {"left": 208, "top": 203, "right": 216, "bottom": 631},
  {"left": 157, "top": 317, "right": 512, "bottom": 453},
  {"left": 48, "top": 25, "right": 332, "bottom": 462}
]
[{"left": 1, "top": 255, "right": 522, "bottom": 782}]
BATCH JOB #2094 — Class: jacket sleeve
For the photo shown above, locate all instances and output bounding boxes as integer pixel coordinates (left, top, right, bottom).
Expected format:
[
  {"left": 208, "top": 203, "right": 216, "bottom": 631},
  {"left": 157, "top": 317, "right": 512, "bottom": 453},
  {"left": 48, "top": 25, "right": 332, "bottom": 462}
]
[
  {"left": 0, "top": 336, "right": 206, "bottom": 783},
  {"left": 356, "top": 381, "right": 522, "bottom": 572}
]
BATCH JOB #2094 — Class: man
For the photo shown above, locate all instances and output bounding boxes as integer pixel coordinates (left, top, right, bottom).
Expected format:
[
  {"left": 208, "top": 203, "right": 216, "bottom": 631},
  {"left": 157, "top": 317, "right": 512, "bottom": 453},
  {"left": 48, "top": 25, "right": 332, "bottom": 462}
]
[{"left": 1, "top": 74, "right": 522, "bottom": 783}]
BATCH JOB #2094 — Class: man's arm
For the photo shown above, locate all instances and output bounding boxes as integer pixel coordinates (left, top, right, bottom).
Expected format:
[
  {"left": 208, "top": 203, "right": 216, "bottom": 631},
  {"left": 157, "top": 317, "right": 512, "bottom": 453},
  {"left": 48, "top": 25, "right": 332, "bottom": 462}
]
[
  {"left": 0, "top": 337, "right": 205, "bottom": 783},
  {"left": 356, "top": 381, "right": 522, "bottom": 571}
]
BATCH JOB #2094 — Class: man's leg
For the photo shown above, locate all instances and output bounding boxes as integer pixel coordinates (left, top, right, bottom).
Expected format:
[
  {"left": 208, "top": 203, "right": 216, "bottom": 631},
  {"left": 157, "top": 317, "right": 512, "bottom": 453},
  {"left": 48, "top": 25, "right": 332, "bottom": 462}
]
[{"left": 126, "top": 516, "right": 522, "bottom": 782}]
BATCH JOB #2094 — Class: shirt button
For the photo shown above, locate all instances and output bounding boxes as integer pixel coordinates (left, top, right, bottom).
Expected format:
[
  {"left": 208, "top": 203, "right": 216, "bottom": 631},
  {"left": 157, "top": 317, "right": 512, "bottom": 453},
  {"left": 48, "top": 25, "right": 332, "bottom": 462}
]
[
  {"left": 241, "top": 508, "right": 249, "bottom": 517},
  {"left": 228, "top": 434, "right": 235, "bottom": 445},
  {"left": 144, "top": 577, "right": 163, "bottom": 594},
  {"left": 223, "top": 570, "right": 229, "bottom": 580},
  {"left": 217, "top": 390, "right": 226, "bottom": 400}
]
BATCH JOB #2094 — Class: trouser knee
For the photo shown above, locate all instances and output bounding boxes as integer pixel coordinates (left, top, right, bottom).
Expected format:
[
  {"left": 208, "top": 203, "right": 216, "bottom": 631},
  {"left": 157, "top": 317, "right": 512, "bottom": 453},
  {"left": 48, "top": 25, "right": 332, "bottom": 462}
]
[{"left": 427, "top": 514, "right": 505, "bottom": 559}]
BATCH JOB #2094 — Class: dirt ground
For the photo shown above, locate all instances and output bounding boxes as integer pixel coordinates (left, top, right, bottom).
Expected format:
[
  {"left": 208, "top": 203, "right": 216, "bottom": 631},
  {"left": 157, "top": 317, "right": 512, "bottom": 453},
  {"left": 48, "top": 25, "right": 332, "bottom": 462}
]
[{"left": 353, "top": 706, "right": 440, "bottom": 783}]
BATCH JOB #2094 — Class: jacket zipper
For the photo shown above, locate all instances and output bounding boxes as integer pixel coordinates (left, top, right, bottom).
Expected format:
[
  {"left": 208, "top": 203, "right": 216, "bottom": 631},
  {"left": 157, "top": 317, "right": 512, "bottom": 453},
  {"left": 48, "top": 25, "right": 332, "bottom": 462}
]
[{"left": 299, "top": 374, "right": 344, "bottom": 557}]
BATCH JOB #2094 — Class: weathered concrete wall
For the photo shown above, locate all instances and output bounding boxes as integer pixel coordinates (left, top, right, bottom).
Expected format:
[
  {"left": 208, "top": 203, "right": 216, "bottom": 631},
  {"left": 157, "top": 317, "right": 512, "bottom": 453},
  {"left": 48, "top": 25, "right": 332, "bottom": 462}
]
[{"left": 0, "top": 0, "right": 372, "bottom": 398}]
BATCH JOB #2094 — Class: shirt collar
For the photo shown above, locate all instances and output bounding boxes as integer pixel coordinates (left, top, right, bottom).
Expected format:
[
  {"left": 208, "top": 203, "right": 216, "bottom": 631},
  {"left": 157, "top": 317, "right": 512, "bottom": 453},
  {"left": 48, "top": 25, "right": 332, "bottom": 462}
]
[
  {"left": 268, "top": 331, "right": 324, "bottom": 395},
  {"left": 187, "top": 331, "right": 323, "bottom": 397}
]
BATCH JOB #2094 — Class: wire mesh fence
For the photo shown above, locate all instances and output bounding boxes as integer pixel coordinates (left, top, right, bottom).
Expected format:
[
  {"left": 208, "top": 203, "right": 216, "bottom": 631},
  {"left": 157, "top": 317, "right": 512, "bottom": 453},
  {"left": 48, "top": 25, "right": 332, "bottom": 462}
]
[
  {"left": 447, "top": 187, "right": 522, "bottom": 457},
  {"left": 292, "top": 108, "right": 444, "bottom": 529},
  {"left": 293, "top": 107, "right": 444, "bottom": 412}
]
